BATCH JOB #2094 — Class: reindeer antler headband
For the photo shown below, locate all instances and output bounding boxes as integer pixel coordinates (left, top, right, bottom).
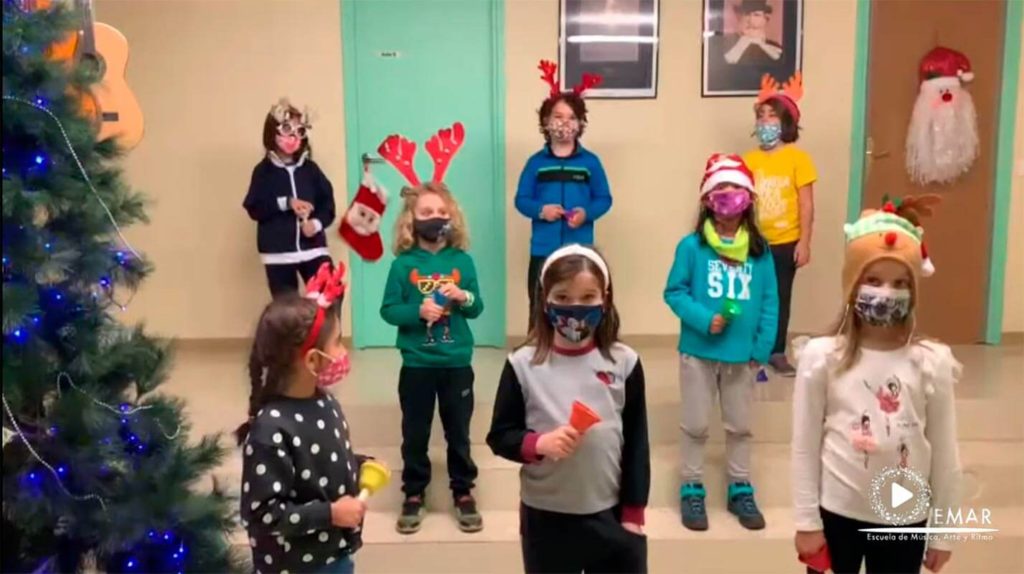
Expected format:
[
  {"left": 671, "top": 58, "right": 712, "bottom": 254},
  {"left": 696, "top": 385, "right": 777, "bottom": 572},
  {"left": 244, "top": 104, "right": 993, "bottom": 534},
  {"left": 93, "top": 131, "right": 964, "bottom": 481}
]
[
  {"left": 299, "top": 262, "right": 347, "bottom": 355},
  {"left": 376, "top": 122, "right": 466, "bottom": 187},
  {"left": 756, "top": 72, "right": 804, "bottom": 123},
  {"left": 270, "top": 97, "right": 315, "bottom": 128},
  {"left": 538, "top": 60, "right": 603, "bottom": 99}
]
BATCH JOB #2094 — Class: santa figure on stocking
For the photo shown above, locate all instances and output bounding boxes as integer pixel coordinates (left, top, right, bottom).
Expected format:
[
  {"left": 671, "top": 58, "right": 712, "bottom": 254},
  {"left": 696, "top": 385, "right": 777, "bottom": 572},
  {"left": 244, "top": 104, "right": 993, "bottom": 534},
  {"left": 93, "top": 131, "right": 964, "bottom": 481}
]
[
  {"left": 339, "top": 155, "right": 388, "bottom": 261},
  {"left": 905, "top": 46, "right": 979, "bottom": 186}
]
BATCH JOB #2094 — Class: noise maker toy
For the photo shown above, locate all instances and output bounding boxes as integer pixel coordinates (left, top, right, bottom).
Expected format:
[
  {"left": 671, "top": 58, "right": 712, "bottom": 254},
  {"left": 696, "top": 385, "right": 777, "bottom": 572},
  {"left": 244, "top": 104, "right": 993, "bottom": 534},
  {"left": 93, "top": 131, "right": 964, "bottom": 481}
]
[
  {"left": 756, "top": 368, "right": 769, "bottom": 383},
  {"left": 569, "top": 401, "right": 601, "bottom": 434},
  {"left": 721, "top": 298, "right": 742, "bottom": 322},
  {"left": 357, "top": 460, "right": 392, "bottom": 502}
]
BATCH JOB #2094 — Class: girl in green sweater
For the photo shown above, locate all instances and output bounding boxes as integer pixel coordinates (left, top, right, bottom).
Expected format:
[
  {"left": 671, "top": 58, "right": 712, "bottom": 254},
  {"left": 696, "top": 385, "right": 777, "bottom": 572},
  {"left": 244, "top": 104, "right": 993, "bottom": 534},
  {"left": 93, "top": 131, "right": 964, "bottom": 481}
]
[{"left": 380, "top": 182, "right": 484, "bottom": 535}]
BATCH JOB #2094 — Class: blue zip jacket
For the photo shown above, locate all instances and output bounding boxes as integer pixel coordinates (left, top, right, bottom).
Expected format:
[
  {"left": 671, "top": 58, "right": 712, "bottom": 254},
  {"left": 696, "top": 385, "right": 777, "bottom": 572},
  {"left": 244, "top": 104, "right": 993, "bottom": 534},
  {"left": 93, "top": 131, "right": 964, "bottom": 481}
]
[
  {"left": 514, "top": 144, "right": 612, "bottom": 257},
  {"left": 663, "top": 233, "right": 779, "bottom": 364}
]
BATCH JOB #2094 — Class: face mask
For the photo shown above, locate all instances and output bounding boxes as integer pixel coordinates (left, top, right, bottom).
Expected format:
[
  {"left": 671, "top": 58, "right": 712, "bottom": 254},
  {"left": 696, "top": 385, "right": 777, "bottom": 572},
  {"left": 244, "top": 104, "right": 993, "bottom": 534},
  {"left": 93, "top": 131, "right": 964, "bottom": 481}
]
[
  {"left": 707, "top": 190, "right": 753, "bottom": 218},
  {"left": 854, "top": 285, "right": 912, "bottom": 326},
  {"left": 312, "top": 350, "right": 351, "bottom": 388},
  {"left": 546, "top": 118, "right": 579, "bottom": 142},
  {"left": 545, "top": 303, "right": 604, "bottom": 343},
  {"left": 275, "top": 134, "right": 302, "bottom": 155},
  {"left": 756, "top": 122, "right": 782, "bottom": 149},
  {"left": 413, "top": 217, "right": 451, "bottom": 243}
]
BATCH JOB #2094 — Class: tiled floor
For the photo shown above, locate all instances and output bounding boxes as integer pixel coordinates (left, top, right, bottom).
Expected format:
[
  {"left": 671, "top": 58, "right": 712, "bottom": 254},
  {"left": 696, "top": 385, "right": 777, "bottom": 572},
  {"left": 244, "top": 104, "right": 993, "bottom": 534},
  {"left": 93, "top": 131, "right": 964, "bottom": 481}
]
[{"left": 165, "top": 339, "right": 1024, "bottom": 573}]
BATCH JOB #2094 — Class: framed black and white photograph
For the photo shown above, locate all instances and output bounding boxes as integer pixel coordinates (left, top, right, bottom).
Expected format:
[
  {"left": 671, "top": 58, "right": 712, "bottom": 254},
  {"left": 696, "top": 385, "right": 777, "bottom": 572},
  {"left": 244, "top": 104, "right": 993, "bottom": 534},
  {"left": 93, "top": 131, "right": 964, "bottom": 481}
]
[
  {"left": 560, "top": 0, "right": 660, "bottom": 99},
  {"left": 702, "top": 0, "right": 803, "bottom": 97}
]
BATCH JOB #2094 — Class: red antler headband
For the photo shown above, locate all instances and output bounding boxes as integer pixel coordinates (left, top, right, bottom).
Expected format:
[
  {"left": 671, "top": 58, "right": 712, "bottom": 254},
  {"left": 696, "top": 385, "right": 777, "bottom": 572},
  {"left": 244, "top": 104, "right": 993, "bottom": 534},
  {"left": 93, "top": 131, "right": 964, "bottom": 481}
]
[
  {"left": 538, "top": 59, "right": 603, "bottom": 98},
  {"left": 299, "top": 262, "right": 347, "bottom": 355},
  {"left": 377, "top": 122, "right": 466, "bottom": 187}
]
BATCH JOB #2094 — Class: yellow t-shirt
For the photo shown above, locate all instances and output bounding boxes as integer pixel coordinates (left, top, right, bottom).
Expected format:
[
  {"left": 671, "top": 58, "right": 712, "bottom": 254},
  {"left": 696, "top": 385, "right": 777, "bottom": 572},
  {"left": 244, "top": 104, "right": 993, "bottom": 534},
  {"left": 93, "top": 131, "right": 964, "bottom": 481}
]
[{"left": 743, "top": 145, "right": 818, "bottom": 245}]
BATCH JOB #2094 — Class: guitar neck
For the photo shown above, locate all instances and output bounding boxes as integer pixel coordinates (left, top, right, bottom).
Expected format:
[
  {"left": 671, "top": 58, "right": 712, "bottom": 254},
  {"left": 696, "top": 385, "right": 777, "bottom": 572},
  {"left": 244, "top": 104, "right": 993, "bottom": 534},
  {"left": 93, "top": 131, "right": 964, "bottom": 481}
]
[{"left": 77, "top": 0, "right": 96, "bottom": 58}]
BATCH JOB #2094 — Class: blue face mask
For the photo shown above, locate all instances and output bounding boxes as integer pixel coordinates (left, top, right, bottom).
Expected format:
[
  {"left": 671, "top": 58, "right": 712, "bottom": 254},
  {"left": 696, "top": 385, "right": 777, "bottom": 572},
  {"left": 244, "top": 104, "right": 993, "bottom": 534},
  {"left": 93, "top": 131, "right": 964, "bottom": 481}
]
[
  {"left": 545, "top": 303, "right": 604, "bottom": 343},
  {"left": 756, "top": 123, "right": 782, "bottom": 149}
]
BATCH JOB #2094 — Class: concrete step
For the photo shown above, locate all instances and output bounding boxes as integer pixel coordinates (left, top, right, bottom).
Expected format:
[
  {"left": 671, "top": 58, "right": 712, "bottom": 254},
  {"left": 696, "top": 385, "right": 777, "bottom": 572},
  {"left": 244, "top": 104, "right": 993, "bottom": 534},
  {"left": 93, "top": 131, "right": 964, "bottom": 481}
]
[
  {"left": 230, "top": 506, "right": 1024, "bottom": 574},
  {"left": 219, "top": 441, "right": 1023, "bottom": 513}
]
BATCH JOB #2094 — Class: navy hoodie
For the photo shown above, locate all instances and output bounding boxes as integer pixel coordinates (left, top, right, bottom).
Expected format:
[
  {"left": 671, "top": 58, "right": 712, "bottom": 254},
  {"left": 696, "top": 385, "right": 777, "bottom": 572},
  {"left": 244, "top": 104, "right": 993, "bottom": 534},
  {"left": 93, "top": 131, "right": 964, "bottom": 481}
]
[
  {"left": 243, "top": 152, "right": 336, "bottom": 265},
  {"left": 514, "top": 144, "right": 612, "bottom": 257}
]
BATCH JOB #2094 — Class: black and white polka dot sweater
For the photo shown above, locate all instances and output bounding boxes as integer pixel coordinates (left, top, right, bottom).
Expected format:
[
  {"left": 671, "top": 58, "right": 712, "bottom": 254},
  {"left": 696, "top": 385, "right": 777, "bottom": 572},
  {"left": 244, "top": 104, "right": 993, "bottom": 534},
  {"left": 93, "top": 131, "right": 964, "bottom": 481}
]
[{"left": 240, "top": 391, "right": 363, "bottom": 573}]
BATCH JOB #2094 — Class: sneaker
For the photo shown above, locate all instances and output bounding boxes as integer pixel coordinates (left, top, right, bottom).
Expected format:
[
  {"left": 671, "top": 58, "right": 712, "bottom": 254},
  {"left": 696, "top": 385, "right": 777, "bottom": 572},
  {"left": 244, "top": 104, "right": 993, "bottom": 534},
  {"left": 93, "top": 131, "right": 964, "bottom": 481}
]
[
  {"left": 396, "top": 495, "right": 425, "bottom": 535},
  {"left": 680, "top": 482, "right": 709, "bottom": 531},
  {"left": 727, "top": 481, "right": 766, "bottom": 530},
  {"left": 769, "top": 354, "right": 796, "bottom": 378},
  {"left": 453, "top": 494, "right": 484, "bottom": 533}
]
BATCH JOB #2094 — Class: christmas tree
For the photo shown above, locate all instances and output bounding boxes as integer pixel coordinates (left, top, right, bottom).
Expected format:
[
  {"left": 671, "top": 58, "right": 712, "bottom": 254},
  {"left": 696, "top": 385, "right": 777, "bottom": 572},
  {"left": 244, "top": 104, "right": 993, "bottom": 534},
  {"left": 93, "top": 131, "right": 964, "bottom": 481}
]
[{"left": 2, "top": 3, "right": 239, "bottom": 571}]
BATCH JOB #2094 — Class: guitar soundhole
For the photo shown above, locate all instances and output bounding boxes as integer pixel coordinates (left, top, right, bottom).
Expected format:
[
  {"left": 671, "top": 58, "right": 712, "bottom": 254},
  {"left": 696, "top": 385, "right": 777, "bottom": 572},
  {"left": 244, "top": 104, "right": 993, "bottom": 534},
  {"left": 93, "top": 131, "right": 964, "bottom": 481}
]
[{"left": 79, "top": 53, "right": 106, "bottom": 79}]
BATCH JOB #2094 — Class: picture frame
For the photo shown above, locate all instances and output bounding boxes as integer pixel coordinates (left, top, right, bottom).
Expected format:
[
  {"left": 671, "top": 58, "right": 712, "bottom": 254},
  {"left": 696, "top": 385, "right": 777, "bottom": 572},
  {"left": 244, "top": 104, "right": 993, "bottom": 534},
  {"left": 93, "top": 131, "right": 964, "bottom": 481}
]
[
  {"left": 559, "top": 0, "right": 660, "bottom": 99},
  {"left": 701, "top": 0, "right": 803, "bottom": 97}
]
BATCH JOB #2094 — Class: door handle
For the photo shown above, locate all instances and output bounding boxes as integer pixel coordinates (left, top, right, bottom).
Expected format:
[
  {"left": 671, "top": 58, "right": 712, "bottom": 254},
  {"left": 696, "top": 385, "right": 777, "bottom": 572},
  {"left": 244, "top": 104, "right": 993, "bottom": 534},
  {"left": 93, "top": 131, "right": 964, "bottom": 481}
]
[{"left": 865, "top": 137, "right": 891, "bottom": 160}]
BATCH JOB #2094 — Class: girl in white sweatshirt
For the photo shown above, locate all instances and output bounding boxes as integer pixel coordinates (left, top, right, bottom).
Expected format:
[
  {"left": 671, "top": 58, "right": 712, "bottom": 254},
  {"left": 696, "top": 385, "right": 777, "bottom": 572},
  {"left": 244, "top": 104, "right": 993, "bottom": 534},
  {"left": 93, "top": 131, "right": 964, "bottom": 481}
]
[{"left": 792, "top": 196, "right": 961, "bottom": 574}]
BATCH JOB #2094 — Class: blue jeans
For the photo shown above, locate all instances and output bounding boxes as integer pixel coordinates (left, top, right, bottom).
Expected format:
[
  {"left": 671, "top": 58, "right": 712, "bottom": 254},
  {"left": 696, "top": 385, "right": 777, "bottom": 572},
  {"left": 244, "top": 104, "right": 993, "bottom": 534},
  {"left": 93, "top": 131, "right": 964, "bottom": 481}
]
[{"left": 317, "top": 555, "right": 354, "bottom": 574}]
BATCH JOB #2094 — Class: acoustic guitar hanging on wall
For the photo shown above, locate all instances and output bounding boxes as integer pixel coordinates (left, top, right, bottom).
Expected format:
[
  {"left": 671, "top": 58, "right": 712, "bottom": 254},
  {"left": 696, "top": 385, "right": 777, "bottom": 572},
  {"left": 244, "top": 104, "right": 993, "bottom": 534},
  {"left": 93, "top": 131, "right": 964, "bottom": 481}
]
[{"left": 26, "top": 0, "right": 145, "bottom": 150}]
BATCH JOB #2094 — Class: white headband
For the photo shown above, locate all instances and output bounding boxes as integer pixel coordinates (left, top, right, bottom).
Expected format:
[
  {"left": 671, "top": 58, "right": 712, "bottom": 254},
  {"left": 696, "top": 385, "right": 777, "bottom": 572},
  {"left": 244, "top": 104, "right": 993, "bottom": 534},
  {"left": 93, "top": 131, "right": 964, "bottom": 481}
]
[{"left": 540, "top": 244, "right": 611, "bottom": 291}]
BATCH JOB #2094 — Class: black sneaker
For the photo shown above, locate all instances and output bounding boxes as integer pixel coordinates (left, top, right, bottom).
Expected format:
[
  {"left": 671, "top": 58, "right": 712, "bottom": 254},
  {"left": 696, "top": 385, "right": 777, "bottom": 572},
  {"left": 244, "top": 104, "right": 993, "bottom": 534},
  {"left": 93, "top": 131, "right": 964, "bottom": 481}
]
[
  {"left": 680, "top": 482, "right": 709, "bottom": 531},
  {"left": 727, "top": 481, "right": 766, "bottom": 530},
  {"left": 769, "top": 354, "right": 796, "bottom": 378},
  {"left": 396, "top": 495, "right": 425, "bottom": 535},
  {"left": 453, "top": 494, "right": 483, "bottom": 533}
]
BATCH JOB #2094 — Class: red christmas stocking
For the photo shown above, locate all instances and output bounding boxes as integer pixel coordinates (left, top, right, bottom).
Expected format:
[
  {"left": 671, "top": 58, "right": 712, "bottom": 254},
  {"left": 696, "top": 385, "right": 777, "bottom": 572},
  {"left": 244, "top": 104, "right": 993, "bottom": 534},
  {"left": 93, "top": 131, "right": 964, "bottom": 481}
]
[{"left": 339, "top": 169, "right": 387, "bottom": 261}]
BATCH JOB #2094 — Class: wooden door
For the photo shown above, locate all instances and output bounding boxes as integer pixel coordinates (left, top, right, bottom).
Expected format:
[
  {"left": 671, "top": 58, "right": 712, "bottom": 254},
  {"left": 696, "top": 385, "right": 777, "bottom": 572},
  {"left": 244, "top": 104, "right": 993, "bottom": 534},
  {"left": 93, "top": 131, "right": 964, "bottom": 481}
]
[
  {"left": 342, "top": 0, "right": 506, "bottom": 348},
  {"left": 863, "top": 0, "right": 1005, "bottom": 343}
]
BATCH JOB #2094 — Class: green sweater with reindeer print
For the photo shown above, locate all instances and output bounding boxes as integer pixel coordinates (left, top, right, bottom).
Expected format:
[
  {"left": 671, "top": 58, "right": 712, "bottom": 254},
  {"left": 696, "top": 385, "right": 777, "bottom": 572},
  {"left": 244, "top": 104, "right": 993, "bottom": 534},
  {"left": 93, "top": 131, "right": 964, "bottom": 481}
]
[{"left": 380, "top": 246, "right": 484, "bottom": 367}]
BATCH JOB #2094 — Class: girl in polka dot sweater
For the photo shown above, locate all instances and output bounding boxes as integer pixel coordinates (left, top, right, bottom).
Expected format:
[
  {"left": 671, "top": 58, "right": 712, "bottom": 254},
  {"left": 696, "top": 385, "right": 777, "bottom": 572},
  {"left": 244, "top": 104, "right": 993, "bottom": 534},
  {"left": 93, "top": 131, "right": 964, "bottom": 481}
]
[{"left": 237, "top": 264, "right": 366, "bottom": 573}]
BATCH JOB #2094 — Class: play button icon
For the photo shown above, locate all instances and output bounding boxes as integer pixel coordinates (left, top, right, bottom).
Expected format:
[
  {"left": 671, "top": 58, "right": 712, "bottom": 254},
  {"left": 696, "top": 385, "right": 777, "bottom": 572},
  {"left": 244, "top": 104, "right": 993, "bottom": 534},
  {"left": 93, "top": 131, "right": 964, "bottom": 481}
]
[
  {"left": 891, "top": 482, "right": 914, "bottom": 508},
  {"left": 870, "top": 466, "right": 932, "bottom": 525}
]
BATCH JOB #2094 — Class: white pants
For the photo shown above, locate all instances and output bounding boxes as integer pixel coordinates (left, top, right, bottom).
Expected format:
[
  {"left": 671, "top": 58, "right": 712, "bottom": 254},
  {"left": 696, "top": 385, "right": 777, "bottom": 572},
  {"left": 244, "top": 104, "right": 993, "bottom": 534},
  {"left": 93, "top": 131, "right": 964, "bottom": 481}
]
[{"left": 678, "top": 354, "right": 755, "bottom": 483}]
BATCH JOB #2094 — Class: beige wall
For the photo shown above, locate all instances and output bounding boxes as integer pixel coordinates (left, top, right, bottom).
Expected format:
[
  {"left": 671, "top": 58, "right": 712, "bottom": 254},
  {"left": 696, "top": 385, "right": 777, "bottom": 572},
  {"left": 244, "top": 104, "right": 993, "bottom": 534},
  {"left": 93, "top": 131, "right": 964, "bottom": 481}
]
[
  {"left": 1001, "top": 31, "right": 1024, "bottom": 334},
  {"left": 100, "top": 0, "right": 1018, "bottom": 340}
]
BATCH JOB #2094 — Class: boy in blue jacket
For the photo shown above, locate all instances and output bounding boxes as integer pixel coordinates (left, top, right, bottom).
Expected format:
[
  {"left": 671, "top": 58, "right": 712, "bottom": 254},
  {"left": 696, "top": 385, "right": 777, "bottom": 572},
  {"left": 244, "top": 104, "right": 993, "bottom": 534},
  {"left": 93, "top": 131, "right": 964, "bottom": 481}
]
[
  {"left": 516, "top": 61, "right": 612, "bottom": 323},
  {"left": 664, "top": 154, "right": 778, "bottom": 533}
]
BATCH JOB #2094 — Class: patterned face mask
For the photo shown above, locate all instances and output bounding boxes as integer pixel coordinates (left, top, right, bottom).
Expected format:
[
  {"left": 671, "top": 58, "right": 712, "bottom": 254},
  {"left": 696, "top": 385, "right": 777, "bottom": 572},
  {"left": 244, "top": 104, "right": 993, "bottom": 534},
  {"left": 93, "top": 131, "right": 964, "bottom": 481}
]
[
  {"left": 756, "top": 122, "right": 782, "bottom": 149},
  {"left": 546, "top": 118, "right": 580, "bottom": 141},
  {"left": 312, "top": 350, "right": 351, "bottom": 388},
  {"left": 854, "top": 285, "right": 912, "bottom": 326},
  {"left": 545, "top": 303, "right": 604, "bottom": 343}
]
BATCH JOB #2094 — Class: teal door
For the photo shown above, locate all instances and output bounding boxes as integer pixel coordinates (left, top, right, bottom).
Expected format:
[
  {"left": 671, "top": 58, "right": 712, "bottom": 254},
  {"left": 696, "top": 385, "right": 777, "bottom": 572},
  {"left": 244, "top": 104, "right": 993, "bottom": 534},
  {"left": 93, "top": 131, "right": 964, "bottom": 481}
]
[{"left": 341, "top": 0, "right": 506, "bottom": 348}]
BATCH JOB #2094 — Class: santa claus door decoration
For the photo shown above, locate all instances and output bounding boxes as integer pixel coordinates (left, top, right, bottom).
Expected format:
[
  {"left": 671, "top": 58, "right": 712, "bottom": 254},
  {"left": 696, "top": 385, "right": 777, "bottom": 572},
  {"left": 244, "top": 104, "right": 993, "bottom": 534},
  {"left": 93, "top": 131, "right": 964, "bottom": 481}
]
[{"left": 905, "top": 46, "right": 980, "bottom": 186}]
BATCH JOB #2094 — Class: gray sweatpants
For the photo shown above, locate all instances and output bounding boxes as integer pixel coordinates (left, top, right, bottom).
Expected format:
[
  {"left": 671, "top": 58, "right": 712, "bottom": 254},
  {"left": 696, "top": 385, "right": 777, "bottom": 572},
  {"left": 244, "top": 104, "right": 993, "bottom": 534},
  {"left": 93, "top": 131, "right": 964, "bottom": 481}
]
[{"left": 678, "top": 354, "right": 755, "bottom": 483}]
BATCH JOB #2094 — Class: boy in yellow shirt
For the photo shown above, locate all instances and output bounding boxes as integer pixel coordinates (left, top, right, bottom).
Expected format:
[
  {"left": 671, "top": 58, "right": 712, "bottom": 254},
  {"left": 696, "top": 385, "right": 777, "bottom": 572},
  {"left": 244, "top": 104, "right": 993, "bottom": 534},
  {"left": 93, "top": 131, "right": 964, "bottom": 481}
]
[{"left": 743, "top": 75, "right": 817, "bottom": 376}]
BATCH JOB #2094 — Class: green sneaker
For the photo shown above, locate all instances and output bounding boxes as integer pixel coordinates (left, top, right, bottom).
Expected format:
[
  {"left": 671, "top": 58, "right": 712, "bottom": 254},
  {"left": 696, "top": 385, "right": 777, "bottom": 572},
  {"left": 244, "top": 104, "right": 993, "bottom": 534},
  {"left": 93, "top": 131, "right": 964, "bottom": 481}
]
[
  {"left": 454, "top": 494, "right": 483, "bottom": 533},
  {"left": 727, "top": 481, "right": 766, "bottom": 530},
  {"left": 680, "top": 482, "right": 709, "bottom": 531},
  {"left": 396, "top": 495, "right": 425, "bottom": 535}
]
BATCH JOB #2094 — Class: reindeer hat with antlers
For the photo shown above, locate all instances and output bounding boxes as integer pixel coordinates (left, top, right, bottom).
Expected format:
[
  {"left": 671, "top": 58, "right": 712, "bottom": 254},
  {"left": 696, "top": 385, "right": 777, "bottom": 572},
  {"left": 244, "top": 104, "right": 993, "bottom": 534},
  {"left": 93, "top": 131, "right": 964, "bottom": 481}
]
[
  {"left": 377, "top": 122, "right": 466, "bottom": 189},
  {"left": 756, "top": 72, "right": 804, "bottom": 123},
  {"left": 841, "top": 194, "right": 941, "bottom": 304},
  {"left": 299, "top": 262, "right": 347, "bottom": 355},
  {"left": 538, "top": 60, "right": 603, "bottom": 100}
]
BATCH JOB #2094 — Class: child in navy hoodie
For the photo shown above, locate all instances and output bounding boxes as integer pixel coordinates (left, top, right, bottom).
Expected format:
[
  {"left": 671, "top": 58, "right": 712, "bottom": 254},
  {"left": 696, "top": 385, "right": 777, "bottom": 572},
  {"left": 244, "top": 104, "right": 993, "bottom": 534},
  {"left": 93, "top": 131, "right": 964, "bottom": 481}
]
[
  {"left": 515, "top": 60, "right": 612, "bottom": 323},
  {"left": 664, "top": 154, "right": 778, "bottom": 533},
  {"left": 244, "top": 99, "right": 336, "bottom": 297}
]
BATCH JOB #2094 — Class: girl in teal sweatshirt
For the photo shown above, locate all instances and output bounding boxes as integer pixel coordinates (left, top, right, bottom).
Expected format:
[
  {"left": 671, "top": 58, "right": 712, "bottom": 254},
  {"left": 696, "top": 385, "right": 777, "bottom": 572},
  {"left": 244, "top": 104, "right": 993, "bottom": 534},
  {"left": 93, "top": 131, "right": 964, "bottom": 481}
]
[
  {"left": 663, "top": 153, "right": 778, "bottom": 532},
  {"left": 380, "top": 182, "right": 484, "bottom": 536}
]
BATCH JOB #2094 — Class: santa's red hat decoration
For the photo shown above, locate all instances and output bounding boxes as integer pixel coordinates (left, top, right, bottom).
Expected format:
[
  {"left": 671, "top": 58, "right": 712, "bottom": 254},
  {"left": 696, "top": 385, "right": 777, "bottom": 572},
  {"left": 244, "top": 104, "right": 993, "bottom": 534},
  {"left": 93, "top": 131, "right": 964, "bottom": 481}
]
[
  {"left": 700, "top": 153, "right": 756, "bottom": 195},
  {"left": 338, "top": 156, "right": 388, "bottom": 261},
  {"left": 905, "top": 46, "right": 979, "bottom": 185}
]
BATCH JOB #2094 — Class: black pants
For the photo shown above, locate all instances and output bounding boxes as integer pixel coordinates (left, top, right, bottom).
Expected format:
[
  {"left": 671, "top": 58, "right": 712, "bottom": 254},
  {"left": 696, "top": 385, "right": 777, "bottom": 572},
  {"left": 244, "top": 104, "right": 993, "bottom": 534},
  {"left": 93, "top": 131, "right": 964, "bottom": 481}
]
[
  {"left": 521, "top": 504, "right": 647, "bottom": 574},
  {"left": 264, "top": 255, "right": 333, "bottom": 298},
  {"left": 821, "top": 507, "right": 926, "bottom": 574},
  {"left": 769, "top": 242, "right": 797, "bottom": 355},
  {"left": 526, "top": 256, "right": 546, "bottom": 331},
  {"left": 398, "top": 366, "right": 478, "bottom": 496}
]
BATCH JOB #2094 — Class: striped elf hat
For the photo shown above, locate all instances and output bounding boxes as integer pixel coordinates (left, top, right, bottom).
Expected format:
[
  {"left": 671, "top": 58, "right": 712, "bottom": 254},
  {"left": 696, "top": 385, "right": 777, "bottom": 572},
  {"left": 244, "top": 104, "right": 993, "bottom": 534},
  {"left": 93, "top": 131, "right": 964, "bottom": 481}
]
[{"left": 841, "top": 195, "right": 940, "bottom": 302}]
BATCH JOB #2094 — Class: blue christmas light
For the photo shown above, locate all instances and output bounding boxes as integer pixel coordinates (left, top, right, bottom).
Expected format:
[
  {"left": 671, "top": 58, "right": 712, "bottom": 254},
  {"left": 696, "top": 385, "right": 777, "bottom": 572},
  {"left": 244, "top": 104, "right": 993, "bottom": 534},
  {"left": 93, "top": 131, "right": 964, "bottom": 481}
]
[
  {"left": 31, "top": 317, "right": 40, "bottom": 325},
  {"left": 126, "top": 558, "right": 136, "bottom": 570},
  {"left": 100, "top": 276, "right": 111, "bottom": 287},
  {"left": 34, "top": 154, "right": 45, "bottom": 165},
  {"left": 57, "top": 465, "right": 67, "bottom": 475},
  {"left": 44, "top": 242, "right": 52, "bottom": 250},
  {"left": 148, "top": 530, "right": 157, "bottom": 539},
  {"left": 54, "top": 292, "right": 62, "bottom": 301},
  {"left": 118, "top": 403, "right": 130, "bottom": 413}
]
